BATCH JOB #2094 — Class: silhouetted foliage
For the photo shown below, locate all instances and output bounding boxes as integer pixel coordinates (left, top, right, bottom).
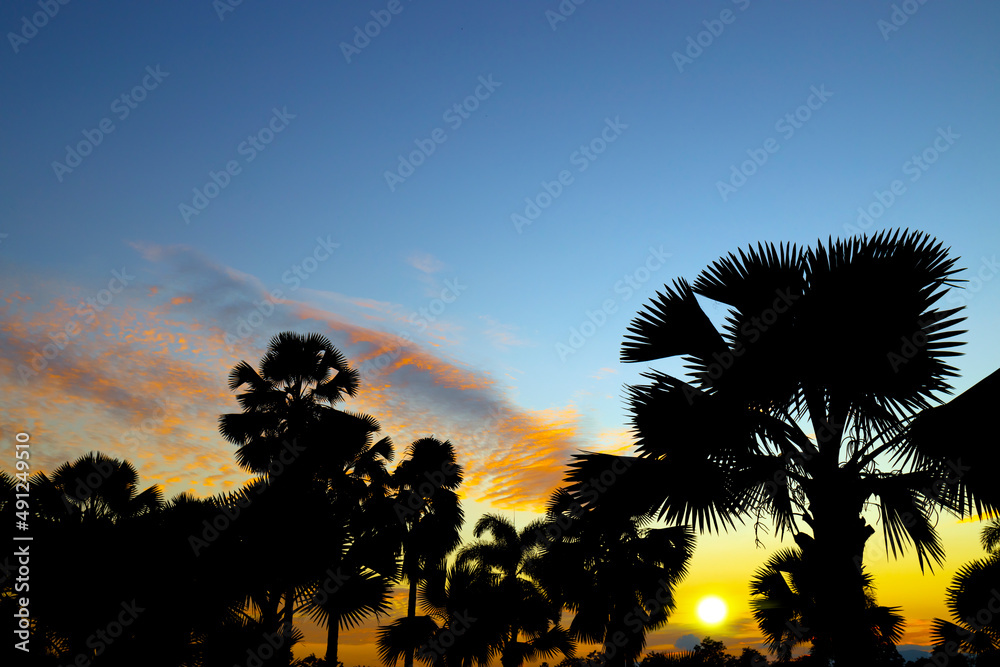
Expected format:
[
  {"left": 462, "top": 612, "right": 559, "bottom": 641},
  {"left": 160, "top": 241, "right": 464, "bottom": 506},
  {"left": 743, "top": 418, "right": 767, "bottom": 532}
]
[
  {"left": 564, "top": 230, "right": 1000, "bottom": 666},
  {"left": 930, "top": 519, "right": 1000, "bottom": 663},
  {"left": 539, "top": 488, "right": 695, "bottom": 667}
]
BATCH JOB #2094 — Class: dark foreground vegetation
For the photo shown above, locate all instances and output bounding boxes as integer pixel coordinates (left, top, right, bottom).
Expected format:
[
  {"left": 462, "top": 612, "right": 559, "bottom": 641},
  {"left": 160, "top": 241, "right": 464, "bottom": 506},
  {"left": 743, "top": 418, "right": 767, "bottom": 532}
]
[{"left": 3, "top": 230, "right": 999, "bottom": 667}]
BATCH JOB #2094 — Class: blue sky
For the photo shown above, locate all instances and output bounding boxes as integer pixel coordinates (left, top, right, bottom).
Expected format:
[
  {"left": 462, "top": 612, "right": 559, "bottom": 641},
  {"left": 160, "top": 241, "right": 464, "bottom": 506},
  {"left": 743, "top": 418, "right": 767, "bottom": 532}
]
[{"left": 3, "top": 0, "right": 1000, "bottom": 658}]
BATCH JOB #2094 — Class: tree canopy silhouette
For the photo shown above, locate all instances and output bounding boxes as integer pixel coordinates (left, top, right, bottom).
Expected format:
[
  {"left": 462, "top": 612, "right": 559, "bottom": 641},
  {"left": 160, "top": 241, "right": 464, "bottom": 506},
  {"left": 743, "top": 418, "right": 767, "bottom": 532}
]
[{"left": 563, "top": 230, "right": 1000, "bottom": 665}]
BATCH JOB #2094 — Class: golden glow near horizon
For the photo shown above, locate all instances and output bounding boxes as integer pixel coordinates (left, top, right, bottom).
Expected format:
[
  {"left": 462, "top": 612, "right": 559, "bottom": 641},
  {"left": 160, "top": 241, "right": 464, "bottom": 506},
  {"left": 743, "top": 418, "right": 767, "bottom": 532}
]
[{"left": 696, "top": 596, "right": 728, "bottom": 625}]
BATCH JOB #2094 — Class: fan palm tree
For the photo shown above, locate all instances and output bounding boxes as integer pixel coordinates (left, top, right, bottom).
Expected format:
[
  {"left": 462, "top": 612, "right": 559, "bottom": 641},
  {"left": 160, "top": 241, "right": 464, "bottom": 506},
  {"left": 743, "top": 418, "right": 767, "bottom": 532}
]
[
  {"left": 930, "top": 519, "right": 1000, "bottom": 664},
  {"left": 541, "top": 488, "right": 695, "bottom": 667},
  {"left": 302, "top": 433, "right": 401, "bottom": 666},
  {"left": 749, "top": 533, "right": 904, "bottom": 663},
  {"left": 456, "top": 513, "right": 575, "bottom": 667},
  {"left": 390, "top": 437, "right": 465, "bottom": 667},
  {"left": 564, "top": 230, "right": 1000, "bottom": 665},
  {"left": 41, "top": 451, "right": 163, "bottom": 524},
  {"left": 219, "top": 331, "right": 380, "bottom": 640},
  {"left": 4, "top": 455, "right": 164, "bottom": 661}
]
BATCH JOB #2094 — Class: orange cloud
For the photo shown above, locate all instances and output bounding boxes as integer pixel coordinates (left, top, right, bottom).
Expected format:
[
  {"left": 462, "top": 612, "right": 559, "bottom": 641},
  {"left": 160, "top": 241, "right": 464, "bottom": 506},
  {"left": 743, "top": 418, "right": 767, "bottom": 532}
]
[{"left": 0, "top": 244, "right": 605, "bottom": 512}]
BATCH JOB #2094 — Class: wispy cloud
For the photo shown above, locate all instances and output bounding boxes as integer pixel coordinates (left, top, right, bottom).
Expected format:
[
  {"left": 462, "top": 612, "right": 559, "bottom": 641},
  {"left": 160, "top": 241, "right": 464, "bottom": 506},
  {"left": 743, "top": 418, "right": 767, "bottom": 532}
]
[
  {"left": 408, "top": 251, "right": 445, "bottom": 274},
  {"left": 0, "top": 244, "right": 595, "bottom": 510},
  {"left": 479, "top": 315, "right": 532, "bottom": 350}
]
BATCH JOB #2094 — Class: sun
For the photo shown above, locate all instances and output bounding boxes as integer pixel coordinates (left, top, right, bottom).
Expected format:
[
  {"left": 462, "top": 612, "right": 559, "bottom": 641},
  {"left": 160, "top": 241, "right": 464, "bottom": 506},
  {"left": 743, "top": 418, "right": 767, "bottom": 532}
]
[{"left": 696, "top": 596, "right": 727, "bottom": 624}]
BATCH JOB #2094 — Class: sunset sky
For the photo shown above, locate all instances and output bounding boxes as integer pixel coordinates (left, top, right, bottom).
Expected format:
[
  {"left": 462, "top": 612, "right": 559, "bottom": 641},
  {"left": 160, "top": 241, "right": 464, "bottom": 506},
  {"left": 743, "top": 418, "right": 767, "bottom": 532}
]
[{"left": 2, "top": 0, "right": 1000, "bottom": 661}]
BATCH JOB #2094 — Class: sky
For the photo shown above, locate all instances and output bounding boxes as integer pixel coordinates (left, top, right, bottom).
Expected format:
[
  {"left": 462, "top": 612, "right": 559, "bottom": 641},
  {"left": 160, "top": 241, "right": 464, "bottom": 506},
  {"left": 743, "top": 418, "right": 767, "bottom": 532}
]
[{"left": 2, "top": 0, "right": 1000, "bottom": 661}]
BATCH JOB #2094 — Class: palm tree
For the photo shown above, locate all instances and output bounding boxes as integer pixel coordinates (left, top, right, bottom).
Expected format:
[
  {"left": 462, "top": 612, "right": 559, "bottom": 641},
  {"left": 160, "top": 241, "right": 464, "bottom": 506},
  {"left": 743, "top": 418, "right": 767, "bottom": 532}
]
[
  {"left": 564, "top": 230, "right": 1000, "bottom": 665},
  {"left": 378, "top": 558, "right": 507, "bottom": 667},
  {"left": 42, "top": 451, "right": 163, "bottom": 523},
  {"left": 302, "top": 434, "right": 400, "bottom": 666},
  {"left": 541, "top": 488, "right": 695, "bottom": 667},
  {"left": 930, "top": 519, "right": 1000, "bottom": 664},
  {"left": 456, "top": 513, "right": 575, "bottom": 667},
  {"left": 219, "top": 331, "right": 378, "bottom": 640},
  {"left": 749, "top": 533, "right": 904, "bottom": 663},
  {"left": 390, "top": 437, "right": 465, "bottom": 667},
  {"left": 7, "top": 454, "right": 165, "bottom": 661}
]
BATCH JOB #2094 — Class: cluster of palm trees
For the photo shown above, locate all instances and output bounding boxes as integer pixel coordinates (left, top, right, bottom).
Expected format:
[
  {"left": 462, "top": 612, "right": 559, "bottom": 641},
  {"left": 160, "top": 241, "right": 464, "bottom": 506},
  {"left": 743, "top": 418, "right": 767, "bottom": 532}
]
[
  {"left": 3, "top": 230, "right": 999, "bottom": 667},
  {"left": 1, "top": 332, "right": 697, "bottom": 666}
]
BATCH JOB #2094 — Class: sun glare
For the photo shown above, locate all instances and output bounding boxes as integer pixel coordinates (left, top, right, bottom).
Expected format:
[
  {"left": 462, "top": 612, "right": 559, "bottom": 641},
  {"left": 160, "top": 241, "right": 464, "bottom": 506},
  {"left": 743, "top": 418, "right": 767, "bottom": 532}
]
[{"left": 696, "top": 596, "right": 727, "bottom": 624}]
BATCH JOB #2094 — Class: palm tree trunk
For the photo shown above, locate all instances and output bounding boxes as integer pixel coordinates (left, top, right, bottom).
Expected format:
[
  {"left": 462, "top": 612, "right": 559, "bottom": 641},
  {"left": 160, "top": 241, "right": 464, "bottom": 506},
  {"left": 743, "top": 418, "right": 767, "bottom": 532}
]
[
  {"left": 326, "top": 614, "right": 340, "bottom": 667},
  {"left": 404, "top": 577, "right": 418, "bottom": 667},
  {"left": 807, "top": 480, "right": 878, "bottom": 667},
  {"left": 282, "top": 585, "right": 295, "bottom": 666}
]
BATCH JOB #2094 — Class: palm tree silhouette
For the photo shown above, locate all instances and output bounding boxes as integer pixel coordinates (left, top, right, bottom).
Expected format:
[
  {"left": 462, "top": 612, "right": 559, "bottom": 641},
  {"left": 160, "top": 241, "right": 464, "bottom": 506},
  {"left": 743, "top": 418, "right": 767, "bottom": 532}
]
[
  {"left": 930, "top": 519, "right": 1000, "bottom": 663},
  {"left": 377, "top": 558, "right": 506, "bottom": 667},
  {"left": 541, "top": 488, "right": 695, "bottom": 667},
  {"left": 43, "top": 451, "right": 163, "bottom": 523},
  {"left": 10, "top": 454, "right": 164, "bottom": 660},
  {"left": 302, "top": 433, "right": 400, "bottom": 666},
  {"left": 749, "top": 533, "right": 904, "bottom": 663},
  {"left": 219, "top": 331, "right": 375, "bottom": 643},
  {"left": 564, "top": 230, "right": 1000, "bottom": 665},
  {"left": 456, "top": 513, "right": 575, "bottom": 667},
  {"left": 389, "top": 437, "right": 465, "bottom": 667}
]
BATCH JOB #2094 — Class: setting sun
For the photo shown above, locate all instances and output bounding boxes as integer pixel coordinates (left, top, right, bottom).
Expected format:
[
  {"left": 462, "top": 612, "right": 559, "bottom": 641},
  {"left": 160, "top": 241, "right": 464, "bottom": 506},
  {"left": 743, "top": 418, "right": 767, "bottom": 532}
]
[{"left": 696, "top": 596, "right": 728, "bottom": 625}]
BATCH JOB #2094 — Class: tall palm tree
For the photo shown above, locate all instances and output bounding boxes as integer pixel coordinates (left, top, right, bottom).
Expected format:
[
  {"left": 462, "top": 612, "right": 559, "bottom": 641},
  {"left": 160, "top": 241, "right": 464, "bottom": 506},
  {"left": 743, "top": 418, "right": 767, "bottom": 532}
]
[
  {"left": 564, "top": 230, "right": 1000, "bottom": 665},
  {"left": 541, "top": 488, "right": 695, "bottom": 667},
  {"left": 219, "top": 331, "right": 378, "bottom": 640},
  {"left": 390, "top": 437, "right": 465, "bottom": 667},
  {"left": 749, "top": 533, "right": 904, "bottom": 663},
  {"left": 456, "top": 513, "right": 575, "bottom": 667},
  {"left": 930, "top": 519, "right": 1000, "bottom": 664},
  {"left": 302, "top": 434, "right": 400, "bottom": 666}
]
